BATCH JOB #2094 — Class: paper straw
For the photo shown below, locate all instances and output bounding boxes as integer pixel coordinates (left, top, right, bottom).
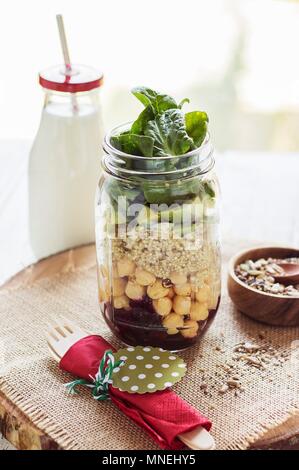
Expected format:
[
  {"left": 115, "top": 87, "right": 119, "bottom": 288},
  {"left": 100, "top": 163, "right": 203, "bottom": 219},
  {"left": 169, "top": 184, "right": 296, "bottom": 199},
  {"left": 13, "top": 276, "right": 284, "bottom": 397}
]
[
  {"left": 56, "top": 14, "right": 78, "bottom": 113},
  {"left": 56, "top": 14, "right": 72, "bottom": 70}
]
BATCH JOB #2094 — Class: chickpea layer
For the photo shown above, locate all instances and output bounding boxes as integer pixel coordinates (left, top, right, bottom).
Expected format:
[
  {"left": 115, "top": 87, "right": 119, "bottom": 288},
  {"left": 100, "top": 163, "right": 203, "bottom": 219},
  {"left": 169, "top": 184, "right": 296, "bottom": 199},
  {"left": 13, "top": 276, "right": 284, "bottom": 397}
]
[
  {"left": 114, "top": 295, "right": 130, "bottom": 309},
  {"left": 117, "top": 257, "right": 136, "bottom": 277},
  {"left": 112, "top": 278, "right": 126, "bottom": 296},
  {"left": 135, "top": 267, "right": 156, "bottom": 286},
  {"left": 125, "top": 280, "right": 146, "bottom": 300},
  {"left": 170, "top": 272, "right": 187, "bottom": 285},
  {"left": 147, "top": 280, "right": 169, "bottom": 299},
  {"left": 162, "top": 313, "right": 184, "bottom": 335},
  {"left": 181, "top": 320, "right": 199, "bottom": 338},
  {"left": 190, "top": 302, "right": 209, "bottom": 321},
  {"left": 173, "top": 295, "right": 191, "bottom": 315},
  {"left": 153, "top": 297, "right": 172, "bottom": 316},
  {"left": 174, "top": 283, "right": 191, "bottom": 296},
  {"left": 99, "top": 254, "right": 217, "bottom": 342},
  {"left": 195, "top": 285, "right": 210, "bottom": 303},
  {"left": 168, "top": 287, "right": 175, "bottom": 299}
]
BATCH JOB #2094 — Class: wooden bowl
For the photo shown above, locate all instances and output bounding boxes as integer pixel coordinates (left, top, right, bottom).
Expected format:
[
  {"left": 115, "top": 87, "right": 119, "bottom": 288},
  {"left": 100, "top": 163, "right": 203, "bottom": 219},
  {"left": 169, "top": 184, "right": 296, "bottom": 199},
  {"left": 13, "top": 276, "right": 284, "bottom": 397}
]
[{"left": 227, "top": 246, "right": 299, "bottom": 326}]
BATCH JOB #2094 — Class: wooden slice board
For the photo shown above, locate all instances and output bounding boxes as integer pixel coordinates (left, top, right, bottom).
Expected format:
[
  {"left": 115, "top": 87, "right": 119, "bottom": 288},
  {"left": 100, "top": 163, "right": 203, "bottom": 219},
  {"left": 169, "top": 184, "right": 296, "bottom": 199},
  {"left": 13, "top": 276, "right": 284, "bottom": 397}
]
[{"left": 0, "top": 245, "right": 298, "bottom": 450}]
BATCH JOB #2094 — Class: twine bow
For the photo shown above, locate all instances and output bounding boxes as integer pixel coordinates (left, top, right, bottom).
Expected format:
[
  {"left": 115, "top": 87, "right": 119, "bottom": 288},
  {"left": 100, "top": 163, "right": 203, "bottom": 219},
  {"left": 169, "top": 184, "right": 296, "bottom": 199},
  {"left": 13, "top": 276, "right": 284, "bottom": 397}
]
[{"left": 65, "top": 350, "right": 124, "bottom": 401}]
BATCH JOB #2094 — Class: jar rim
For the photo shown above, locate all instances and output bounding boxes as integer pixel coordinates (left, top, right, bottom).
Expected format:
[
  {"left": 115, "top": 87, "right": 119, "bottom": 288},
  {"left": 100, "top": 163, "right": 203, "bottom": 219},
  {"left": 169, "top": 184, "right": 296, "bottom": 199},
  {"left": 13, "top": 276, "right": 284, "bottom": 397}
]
[
  {"left": 103, "top": 121, "right": 212, "bottom": 161},
  {"left": 102, "top": 121, "right": 214, "bottom": 180}
]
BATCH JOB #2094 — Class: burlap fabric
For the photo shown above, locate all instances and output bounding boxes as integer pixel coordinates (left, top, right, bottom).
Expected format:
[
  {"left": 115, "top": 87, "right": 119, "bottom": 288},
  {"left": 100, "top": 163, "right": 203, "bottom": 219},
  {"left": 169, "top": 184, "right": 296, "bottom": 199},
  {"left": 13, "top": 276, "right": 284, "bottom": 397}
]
[{"left": 0, "top": 250, "right": 298, "bottom": 450}]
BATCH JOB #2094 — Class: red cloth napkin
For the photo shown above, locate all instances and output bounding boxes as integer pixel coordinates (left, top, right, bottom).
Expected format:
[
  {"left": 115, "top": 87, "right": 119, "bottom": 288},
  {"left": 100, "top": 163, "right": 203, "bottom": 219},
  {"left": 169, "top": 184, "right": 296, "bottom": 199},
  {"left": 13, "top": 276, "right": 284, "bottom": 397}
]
[{"left": 59, "top": 335, "right": 211, "bottom": 450}]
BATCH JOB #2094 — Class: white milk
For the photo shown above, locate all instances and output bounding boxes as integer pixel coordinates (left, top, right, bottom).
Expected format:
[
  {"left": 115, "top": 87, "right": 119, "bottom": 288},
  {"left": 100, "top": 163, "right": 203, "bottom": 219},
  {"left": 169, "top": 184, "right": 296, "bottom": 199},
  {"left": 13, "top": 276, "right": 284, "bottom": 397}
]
[{"left": 29, "top": 95, "right": 104, "bottom": 260}]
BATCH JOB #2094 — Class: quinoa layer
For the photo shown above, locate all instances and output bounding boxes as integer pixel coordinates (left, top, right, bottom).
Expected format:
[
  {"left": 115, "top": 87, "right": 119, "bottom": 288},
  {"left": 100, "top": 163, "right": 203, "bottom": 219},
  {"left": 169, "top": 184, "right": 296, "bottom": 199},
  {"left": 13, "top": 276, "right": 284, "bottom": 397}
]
[{"left": 112, "top": 232, "right": 215, "bottom": 283}]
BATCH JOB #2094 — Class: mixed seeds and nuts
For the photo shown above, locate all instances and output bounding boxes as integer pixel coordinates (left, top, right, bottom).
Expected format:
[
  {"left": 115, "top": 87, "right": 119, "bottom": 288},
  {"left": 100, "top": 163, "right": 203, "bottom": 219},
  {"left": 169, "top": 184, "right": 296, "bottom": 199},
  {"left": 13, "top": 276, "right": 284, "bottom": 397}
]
[
  {"left": 198, "top": 334, "right": 292, "bottom": 398},
  {"left": 235, "top": 257, "right": 299, "bottom": 296}
]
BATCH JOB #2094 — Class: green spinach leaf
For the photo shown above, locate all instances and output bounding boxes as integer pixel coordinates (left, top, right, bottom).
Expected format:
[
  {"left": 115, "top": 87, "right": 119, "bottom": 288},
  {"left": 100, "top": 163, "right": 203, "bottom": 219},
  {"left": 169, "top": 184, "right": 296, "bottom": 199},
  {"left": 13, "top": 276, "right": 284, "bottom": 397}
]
[
  {"left": 132, "top": 87, "right": 178, "bottom": 114},
  {"left": 131, "top": 105, "right": 154, "bottom": 135},
  {"left": 145, "top": 109, "right": 195, "bottom": 156},
  {"left": 142, "top": 177, "right": 201, "bottom": 204},
  {"left": 185, "top": 111, "right": 209, "bottom": 147},
  {"left": 111, "top": 133, "right": 154, "bottom": 157},
  {"left": 178, "top": 98, "right": 190, "bottom": 109},
  {"left": 105, "top": 179, "right": 140, "bottom": 204}
]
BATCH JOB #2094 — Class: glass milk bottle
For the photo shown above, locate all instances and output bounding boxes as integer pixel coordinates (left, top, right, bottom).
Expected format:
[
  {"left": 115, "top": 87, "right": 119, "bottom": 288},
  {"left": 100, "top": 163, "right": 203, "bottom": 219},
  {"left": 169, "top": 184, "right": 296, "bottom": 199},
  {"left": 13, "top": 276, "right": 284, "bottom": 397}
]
[{"left": 29, "top": 65, "right": 104, "bottom": 260}]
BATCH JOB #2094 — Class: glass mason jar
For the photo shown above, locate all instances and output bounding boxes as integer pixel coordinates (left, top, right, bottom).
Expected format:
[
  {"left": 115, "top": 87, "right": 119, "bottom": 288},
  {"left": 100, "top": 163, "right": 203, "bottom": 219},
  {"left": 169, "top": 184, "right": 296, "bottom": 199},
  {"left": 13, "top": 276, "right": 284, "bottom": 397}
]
[{"left": 95, "top": 123, "right": 221, "bottom": 351}]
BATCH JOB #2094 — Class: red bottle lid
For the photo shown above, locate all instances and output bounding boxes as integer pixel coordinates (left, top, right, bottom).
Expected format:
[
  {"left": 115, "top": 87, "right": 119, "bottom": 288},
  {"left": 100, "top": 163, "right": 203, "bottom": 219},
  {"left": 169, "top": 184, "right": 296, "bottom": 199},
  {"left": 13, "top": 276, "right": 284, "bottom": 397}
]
[{"left": 39, "top": 64, "right": 103, "bottom": 93}]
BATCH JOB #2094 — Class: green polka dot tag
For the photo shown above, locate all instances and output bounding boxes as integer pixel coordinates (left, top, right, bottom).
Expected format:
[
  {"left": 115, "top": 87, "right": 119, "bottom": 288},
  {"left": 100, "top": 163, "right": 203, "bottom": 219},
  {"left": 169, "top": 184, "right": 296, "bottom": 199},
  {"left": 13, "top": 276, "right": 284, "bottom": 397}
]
[{"left": 112, "top": 346, "right": 187, "bottom": 394}]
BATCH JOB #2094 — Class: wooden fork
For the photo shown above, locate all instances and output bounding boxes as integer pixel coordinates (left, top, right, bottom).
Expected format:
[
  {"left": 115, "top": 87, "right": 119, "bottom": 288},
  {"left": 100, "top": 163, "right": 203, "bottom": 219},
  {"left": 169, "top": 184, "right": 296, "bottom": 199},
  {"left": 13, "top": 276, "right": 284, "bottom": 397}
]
[{"left": 47, "top": 319, "right": 215, "bottom": 451}]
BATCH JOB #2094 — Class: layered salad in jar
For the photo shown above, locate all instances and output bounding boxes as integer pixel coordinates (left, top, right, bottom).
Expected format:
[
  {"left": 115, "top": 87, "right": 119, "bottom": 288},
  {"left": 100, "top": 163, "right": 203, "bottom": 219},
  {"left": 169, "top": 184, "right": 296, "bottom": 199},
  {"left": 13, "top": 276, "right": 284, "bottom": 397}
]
[{"left": 96, "top": 87, "right": 221, "bottom": 350}]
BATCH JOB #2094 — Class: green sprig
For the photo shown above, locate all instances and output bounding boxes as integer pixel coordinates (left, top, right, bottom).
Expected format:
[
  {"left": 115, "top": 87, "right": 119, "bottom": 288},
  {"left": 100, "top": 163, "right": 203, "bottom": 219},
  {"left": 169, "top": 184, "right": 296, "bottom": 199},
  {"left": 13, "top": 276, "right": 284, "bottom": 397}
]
[{"left": 65, "top": 350, "right": 124, "bottom": 401}]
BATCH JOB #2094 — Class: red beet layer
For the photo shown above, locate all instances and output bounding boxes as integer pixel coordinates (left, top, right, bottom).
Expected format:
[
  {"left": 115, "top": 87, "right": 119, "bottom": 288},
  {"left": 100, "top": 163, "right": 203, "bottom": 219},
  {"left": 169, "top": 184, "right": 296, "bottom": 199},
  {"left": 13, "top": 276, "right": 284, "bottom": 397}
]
[{"left": 102, "top": 295, "right": 220, "bottom": 351}]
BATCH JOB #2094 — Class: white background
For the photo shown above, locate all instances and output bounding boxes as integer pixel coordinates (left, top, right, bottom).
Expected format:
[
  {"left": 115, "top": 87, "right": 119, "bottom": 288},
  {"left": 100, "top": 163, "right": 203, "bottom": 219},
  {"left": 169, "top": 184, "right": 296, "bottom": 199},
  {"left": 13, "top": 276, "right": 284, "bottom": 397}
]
[{"left": 1, "top": 0, "right": 299, "bottom": 149}]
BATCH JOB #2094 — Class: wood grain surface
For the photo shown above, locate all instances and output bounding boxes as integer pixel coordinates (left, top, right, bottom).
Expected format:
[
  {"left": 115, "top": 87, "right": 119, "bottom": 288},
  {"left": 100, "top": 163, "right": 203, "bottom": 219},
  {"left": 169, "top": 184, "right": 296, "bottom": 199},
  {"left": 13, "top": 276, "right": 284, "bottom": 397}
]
[{"left": 0, "top": 245, "right": 298, "bottom": 450}]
